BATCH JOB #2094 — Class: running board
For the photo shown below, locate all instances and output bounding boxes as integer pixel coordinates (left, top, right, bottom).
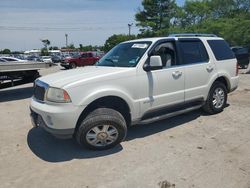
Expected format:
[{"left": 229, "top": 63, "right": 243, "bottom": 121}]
[{"left": 138, "top": 105, "right": 202, "bottom": 125}]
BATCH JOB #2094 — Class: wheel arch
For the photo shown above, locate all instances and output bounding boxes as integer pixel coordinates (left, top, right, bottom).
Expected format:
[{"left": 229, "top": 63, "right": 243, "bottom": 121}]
[
  {"left": 214, "top": 76, "right": 230, "bottom": 92},
  {"left": 75, "top": 95, "right": 132, "bottom": 135}
]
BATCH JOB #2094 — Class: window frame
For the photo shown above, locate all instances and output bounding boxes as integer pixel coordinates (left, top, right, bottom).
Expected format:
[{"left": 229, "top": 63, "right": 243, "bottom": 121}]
[
  {"left": 176, "top": 38, "right": 210, "bottom": 66},
  {"left": 146, "top": 39, "right": 180, "bottom": 70},
  {"left": 207, "top": 39, "right": 235, "bottom": 61}
]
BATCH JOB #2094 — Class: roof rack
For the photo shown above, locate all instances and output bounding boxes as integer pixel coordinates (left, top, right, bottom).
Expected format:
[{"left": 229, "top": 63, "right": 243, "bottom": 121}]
[{"left": 168, "top": 33, "right": 218, "bottom": 37}]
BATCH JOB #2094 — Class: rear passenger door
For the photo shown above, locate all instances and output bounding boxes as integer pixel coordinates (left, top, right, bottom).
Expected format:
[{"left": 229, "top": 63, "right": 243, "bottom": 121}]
[{"left": 177, "top": 38, "right": 214, "bottom": 102}]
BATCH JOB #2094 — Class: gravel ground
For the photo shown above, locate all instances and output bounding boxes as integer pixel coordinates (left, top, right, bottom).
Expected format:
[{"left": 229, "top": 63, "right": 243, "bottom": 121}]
[{"left": 0, "top": 66, "right": 250, "bottom": 188}]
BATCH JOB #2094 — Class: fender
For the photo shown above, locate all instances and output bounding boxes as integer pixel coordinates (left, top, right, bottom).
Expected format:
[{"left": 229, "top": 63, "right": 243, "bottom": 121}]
[
  {"left": 205, "top": 72, "right": 231, "bottom": 100},
  {"left": 217, "top": 71, "right": 231, "bottom": 89},
  {"left": 78, "top": 87, "right": 139, "bottom": 120}
]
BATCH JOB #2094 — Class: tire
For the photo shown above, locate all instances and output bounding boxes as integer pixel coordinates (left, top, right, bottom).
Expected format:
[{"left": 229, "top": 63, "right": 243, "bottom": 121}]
[
  {"left": 76, "top": 108, "right": 127, "bottom": 150},
  {"left": 202, "top": 81, "right": 227, "bottom": 114},
  {"left": 71, "top": 63, "right": 77, "bottom": 69}
]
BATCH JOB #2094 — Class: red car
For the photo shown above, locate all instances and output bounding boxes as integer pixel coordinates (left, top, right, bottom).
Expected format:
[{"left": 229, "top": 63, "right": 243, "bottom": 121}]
[{"left": 60, "top": 51, "right": 101, "bottom": 69}]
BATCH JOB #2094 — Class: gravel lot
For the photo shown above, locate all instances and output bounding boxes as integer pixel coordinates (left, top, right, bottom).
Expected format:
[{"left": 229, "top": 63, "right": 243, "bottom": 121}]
[{"left": 0, "top": 66, "right": 250, "bottom": 188}]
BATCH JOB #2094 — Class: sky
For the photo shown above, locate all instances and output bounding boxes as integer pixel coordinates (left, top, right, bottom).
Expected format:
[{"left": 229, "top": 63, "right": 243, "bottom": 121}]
[{"left": 0, "top": 0, "right": 184, "bottom": 51}]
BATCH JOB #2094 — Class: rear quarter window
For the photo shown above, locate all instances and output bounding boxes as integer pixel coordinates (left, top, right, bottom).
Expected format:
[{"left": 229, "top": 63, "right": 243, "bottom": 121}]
[{"left": 207, "top": 40, "right": 235, "bottom": 61}]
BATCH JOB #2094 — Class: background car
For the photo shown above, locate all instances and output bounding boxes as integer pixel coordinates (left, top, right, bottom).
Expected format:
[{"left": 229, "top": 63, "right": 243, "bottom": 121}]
[
  {"left": 1, "top": 57, "right": 26, "bottom": 62},
  {"left": 26, "top": 55, "right": 42, "bottom": 62},
  {"left": 51, "top": 55, "right": 62, "bottom": 63},
  {"left": 0, "top": 58, "right": 8, "bottom": 63},
  {"left": 231, "top": 46, "right": 249, "bottom": 68},
  {"left": 60, "top": 51, "right": 100, "bottom": 69},
  {"left": 41, "top": 56, "right": 53, "bottom": 63}
]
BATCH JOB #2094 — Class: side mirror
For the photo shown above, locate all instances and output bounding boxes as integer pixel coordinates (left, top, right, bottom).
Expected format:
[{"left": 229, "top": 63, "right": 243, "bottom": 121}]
[{"left": 143, "top": 55, "right": 163, "bottom": 72}]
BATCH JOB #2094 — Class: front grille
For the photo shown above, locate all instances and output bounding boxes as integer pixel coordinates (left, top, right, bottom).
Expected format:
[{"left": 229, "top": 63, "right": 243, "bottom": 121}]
[
  {"left": 34, "top": 84, "right": 46, "bottom": 101},
  {"left": 33, "top": 80, "right": 48, "bottom": 102}
]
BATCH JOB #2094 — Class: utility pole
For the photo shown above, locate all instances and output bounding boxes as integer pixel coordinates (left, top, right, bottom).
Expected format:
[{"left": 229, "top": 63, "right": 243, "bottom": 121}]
[
  {"left": 65, "top": 33, "right": 68, "bottom": 47},
  {"left": 128, "top": 23, "right": 133, "bottom": 36}
]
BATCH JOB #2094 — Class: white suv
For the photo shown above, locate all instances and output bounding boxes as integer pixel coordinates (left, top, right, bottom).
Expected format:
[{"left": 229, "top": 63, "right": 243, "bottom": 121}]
[{"left": 30, "top": 34, "right": 239, "bottom": 150}]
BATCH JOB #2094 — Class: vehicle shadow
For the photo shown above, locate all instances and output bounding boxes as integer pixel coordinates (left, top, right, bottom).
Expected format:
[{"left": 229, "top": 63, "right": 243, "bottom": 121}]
[
  {"left": 0, "top": 85, "right": 33, "bottom": 102},
  {"left": 27, "top": 128, "right": 123, "bottom": 163},
  {"left": 27, "top": 110, "right": 204, "bottom": 163},
  {"left": 126, "top": 110, "right": 202, "bottom": 141}
]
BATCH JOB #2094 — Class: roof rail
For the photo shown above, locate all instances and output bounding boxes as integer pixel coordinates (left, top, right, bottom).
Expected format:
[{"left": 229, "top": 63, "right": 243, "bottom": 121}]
[{"left": 168, "top": 33, "right": 218, "bottom": 37}]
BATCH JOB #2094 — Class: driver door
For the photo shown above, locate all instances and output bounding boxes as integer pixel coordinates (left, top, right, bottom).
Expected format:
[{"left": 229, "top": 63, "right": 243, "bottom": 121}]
[{"left": 138, "top": 40, "right": 185, "bottom": 118}]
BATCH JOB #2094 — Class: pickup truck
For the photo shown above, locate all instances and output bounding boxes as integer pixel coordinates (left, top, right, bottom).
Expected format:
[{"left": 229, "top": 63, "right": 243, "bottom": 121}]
[
  {"left": 30, "top": 34, "right": 239, "bottom": 150},
  {"left": 60, "top": 52, "right": 100, "bottom": 69},
  {"left": 231, "top": 46, "right": 249, "bottom": 68}
]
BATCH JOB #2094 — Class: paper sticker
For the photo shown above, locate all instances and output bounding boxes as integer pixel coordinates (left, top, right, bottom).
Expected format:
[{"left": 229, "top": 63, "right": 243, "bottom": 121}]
[{"left": 132, "top": 43, "right": 148, "bottom": 49}]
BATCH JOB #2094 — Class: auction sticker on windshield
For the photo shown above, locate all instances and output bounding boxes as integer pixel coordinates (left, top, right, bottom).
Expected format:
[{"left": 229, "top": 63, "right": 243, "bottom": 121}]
[{"left": 132, "top": 43, "right": 148, "bottom": 49}]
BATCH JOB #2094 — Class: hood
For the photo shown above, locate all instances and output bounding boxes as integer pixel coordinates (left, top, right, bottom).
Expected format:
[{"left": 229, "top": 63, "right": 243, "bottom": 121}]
[{"left": 38, "top": 66, "right": 134, "bottom": 88}]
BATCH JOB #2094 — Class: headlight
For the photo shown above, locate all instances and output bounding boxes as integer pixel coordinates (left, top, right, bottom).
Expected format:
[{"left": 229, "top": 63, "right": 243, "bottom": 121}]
[{"left": 46, "top": 87, "right": 71, "bottom": 103}]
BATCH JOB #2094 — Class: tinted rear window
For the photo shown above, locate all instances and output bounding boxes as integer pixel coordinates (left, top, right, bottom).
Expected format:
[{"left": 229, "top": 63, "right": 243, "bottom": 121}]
[
  {"left": 179, "top": 40, "right": 209, "bottom": 64},
  {"left": 207, "top": 40, "right": 235, "bottom": 61}
]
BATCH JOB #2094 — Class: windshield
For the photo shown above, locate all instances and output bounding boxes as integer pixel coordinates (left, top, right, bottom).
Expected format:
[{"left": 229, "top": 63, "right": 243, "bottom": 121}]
[{"left": 96, "top": 41, "right": 151, "bottom": 67}]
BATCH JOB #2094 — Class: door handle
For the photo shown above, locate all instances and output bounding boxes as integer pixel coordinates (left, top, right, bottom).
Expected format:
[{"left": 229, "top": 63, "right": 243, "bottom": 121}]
[
  {"left": 172, "top": 71, "right": 182, "bottom": 77},
  {"left": 206, "top": 65, "right": 214, "bottom": 72}
]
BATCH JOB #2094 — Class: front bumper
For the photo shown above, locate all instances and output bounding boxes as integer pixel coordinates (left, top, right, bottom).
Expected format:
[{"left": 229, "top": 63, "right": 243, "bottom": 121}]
[
  {"left": 60, "top": 62, "right": 70, "bottom": 67},
  {"left": 30, "top": 109, "right": 74, "bottom": 139},
  {"left": 30, "top": 97, "right": 84, "bottom": 139}
]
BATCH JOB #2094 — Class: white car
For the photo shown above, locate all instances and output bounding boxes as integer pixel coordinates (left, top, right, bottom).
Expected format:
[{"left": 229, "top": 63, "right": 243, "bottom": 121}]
[
  {"left": 41, "top": 56, "right": 53, "bottom": 63},
  {"left": 30, "top": 34, "right": 239, "bottom": 150},
  {"left": 0, "top": 58, "right": 8, "bottom": 63},
  {"left": 1, "top": 57, "right": 26, "bottom": 62}
]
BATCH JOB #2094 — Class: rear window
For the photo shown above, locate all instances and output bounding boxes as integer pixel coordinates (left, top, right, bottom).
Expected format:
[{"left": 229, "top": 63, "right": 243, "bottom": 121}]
[
  {"left": 207, "top": 40, "right": 235, "bottom": 61},
  {"left": 179, "top": 40, "right": 209, "bottom": 64}
]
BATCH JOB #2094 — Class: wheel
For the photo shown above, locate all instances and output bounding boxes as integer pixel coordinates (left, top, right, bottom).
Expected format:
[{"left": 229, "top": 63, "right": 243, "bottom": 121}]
[
  {"left": 61, "top": 65, "right": 69, "bottom": 69},
  {"left": 71, "top": 63, "right": 77, "bottom": 69},
  {"left": 202, "top": 81, "right": 227, "bottom": 114},
  {"left": 76, "top": 108, "right": 127, "bottom": 150}
]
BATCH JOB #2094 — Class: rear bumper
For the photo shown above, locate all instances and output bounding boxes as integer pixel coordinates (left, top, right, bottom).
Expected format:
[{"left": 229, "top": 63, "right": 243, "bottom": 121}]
[
  {"left": 30, "top": 108, "right": 74, "bottom": 139},
  {"left": 229, "top": 76, "right": 239, "bottom": 92}
]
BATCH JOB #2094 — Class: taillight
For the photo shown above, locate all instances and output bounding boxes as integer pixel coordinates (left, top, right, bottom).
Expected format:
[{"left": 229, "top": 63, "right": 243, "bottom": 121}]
[{"left": 236, "top": 61, "right": 239, "bottom": 76}]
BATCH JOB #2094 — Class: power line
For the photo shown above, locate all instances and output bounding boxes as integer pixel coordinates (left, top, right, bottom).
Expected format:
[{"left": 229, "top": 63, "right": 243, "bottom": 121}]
[{"left": 0, "top": 25, "right": 129, "bottom": 31}]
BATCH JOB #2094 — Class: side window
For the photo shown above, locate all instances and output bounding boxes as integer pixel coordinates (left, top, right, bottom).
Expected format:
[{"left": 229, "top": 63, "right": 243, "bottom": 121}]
[
  {"left": 152, "top": 42, "right": 176, "bottom": 68},
  {"left": 81, "top": 53, "right": 87, "bottom": 58},
  {"left": 207, "top": 40, "right": 235, "bottom": 61},
  {"left": 88, "top": 53, "right": 93, "bottom": 57},
  {"left": 4, "top": 58, "right": 15, "bottom": 61},
  {"left": 179, "top": 40, "right": 209, "bottom": 65}
]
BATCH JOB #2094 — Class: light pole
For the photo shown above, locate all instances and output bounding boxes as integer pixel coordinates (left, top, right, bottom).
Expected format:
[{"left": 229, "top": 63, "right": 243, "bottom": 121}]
[
  {"left": 128, "top": 23, "right": 133, "bottom": 36},
  {"left": 65, "top": 34, "right": 68, "bottom": 47}
]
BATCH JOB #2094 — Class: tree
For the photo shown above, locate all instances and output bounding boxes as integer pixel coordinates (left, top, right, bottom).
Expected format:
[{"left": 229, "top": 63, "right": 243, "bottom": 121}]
[
  {"left": 79, "top": 44, "right": 93, "bottom": 51},
  {"left": 1, "top": 49, "right": 11, "bottom": 54},
  {"left": 103, "top": 34, "right": 136, "bottom": 52},
  {"left": 182, "top": 0, "right": 211, "bottom": 26},
  {"left": 67, "top": 44, "right": 75, "bottom": 49},
  {"left": 41, "top": 48, "right": 49, "bottom": 56},
  {"left": 49, "top": 46, "right": 59, "bottom": 50},
  {"left": 135, "top": 0, "right": 177, "bottom": 35},
  {"left": 160, "top": 0, "right": 250, "bottom": 47},
  {"left": 41, "top": 39, "right": 50, "bottom": 49}
]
